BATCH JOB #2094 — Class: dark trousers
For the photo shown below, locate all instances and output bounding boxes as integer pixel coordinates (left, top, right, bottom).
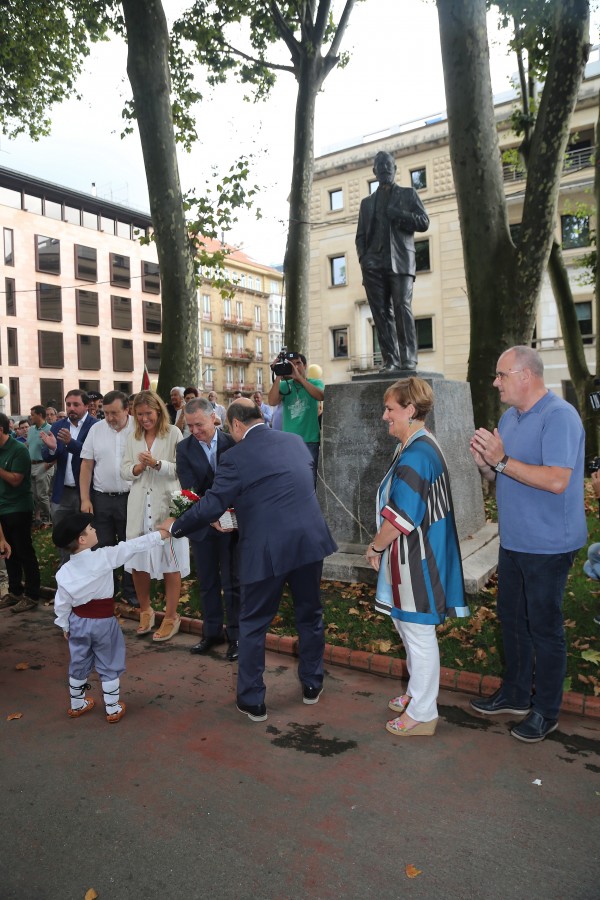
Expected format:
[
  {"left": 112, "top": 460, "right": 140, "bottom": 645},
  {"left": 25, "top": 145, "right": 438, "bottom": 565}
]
[
  {"left": 305, "top": 442, "right": 320, "bottom": 488},
  {"left": 190, "top": 531, "right": 239, "bottom": 639},
  {"left": 91, "top": 489, "right": 136, "bottom": 601},
  {"left": 497, "top": 546, "right": 575, "bottom": 720},
  {"left": 361, "top": 268, "right": 418, "bottom": 369},
  {"left": 0, "top": 510, "right": 40, "bottom": 601},
  {"left": 237, "top": 559, "right": 325, "bottom": 706}
]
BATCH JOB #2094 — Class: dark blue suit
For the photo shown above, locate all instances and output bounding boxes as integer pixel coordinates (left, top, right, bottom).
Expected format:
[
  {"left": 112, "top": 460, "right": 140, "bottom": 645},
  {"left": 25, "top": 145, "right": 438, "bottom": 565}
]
[
  {"left": 172, "top": 424, "right": 337, "bottom": 707},
  {"left": 42, "top": 413, "right": 99, "bottom": 504},
  {"left": 176, "top": 429, "right": 239, "bottom": 640}
]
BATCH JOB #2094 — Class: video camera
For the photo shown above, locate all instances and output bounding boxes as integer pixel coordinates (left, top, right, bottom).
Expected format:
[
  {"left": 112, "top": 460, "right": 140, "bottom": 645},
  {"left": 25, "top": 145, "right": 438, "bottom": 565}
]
[{"left": 271, "top": 347, "right": 301, "bottom": 379}]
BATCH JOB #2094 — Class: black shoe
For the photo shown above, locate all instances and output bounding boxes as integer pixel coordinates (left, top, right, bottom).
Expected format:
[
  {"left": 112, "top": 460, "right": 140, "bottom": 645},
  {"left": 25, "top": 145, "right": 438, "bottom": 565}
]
[
  {"left": 470, "top": 688, "right": 530, "bottom": 716},
  {"left": 379, "top": 364, "right": 401, "bottom": 375},
  {"left": 302, "top": 684, "right": 323, "bottom": 705},
  {"left": 594, "top": 613, "right": 600, "bottom": 625},
  {"left": 511, "top": 710, "right": 558, "bottom": 743},
  {"left": 124, "top": 596, "right": 140, "bottom": 609},
  {"left": 190, "top": 635, "right": 225, "bottom": 654},
  {"left": 226, "top": 640, "right": 239, "bottom": 661},
  {"left": 236, "top": 701, "right": 267, "bottom": 722}
]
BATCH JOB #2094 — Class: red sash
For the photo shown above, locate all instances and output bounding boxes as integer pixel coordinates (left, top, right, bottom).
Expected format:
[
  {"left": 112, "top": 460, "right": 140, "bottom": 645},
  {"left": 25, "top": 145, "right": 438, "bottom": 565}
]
[{"left": 73, "top": 598, "right": 115, "bottom": 619}]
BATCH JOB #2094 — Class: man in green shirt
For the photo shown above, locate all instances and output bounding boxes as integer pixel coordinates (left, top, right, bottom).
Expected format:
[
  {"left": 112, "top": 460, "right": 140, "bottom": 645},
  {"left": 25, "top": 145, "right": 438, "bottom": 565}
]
[
  {"left": 0, "top": 412, "right": 40, "bottom": 613},
  {"left": 28, "top": 405, "right": 53, "bottom": 527},
  {"left": 268, "top": 352, "right": 324, "bottom": 486}
]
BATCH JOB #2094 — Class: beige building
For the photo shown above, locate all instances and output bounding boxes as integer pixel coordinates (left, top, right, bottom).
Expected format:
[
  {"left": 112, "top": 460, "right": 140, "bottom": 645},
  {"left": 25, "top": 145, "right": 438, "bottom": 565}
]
[
  {"left": 308, "top": 57, "right": 599, "bottom": 396},
  {"left": 197, "top": 239, "right": 284, "bottom": 401},
  {"left": 0, "top": 168, "right": 284, "bottom": 416}
]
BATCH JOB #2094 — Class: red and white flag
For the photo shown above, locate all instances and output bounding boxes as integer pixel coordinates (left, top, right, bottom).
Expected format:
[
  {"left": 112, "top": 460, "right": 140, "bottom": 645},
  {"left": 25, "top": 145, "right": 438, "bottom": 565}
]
[{"left": 141, "top": 365, "right": 150, "bottom": 391}]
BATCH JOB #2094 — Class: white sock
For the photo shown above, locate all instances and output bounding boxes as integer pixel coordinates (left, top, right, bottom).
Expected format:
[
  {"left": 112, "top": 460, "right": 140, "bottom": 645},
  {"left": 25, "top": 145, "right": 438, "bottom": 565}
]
[
  {"left": 69, "top": 677, "right": 89, "bottom": 711},
  {"left": 102, "top": 678, "right": 122, "bottom": 716}
]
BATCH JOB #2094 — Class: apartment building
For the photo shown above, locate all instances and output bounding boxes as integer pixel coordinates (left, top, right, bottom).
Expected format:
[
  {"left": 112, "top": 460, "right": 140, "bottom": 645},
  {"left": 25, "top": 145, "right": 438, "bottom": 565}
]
[
  {"left": 197, "top": 240, "right": 284, "bottom": 400},
  {"left": 308, "top": 55, "right": 599, "bottom": 395},
  {"left": 0, "top": 166, "right": 160, "bottom": 414}
]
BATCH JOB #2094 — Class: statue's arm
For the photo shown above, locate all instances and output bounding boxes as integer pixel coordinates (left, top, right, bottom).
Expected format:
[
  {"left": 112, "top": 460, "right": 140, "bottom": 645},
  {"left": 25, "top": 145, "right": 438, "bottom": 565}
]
[
  {"left": 355, "top": 201, "right": 367, "bottom": 261},
  {"left": 388, "top": 189, "right": 430, "bottom": 234}
]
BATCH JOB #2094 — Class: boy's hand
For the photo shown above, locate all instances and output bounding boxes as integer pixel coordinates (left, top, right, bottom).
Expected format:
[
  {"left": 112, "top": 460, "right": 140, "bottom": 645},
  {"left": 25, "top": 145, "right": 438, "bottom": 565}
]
[{"left": 63, "top": 631, "right": 69, "bottom": 640}]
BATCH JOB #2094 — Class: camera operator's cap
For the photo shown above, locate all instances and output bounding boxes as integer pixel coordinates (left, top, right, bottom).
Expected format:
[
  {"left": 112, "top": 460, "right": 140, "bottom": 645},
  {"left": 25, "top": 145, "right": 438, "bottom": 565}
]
[
  {"left": 87, "top": 390, "right": 103, "bottom": 401},
  {"left": 52, "top": 513, "right": 95, "bottom": 549}
]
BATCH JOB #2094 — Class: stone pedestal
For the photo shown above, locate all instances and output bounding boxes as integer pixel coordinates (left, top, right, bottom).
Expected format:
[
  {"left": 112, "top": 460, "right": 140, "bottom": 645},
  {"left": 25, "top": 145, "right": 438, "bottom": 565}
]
[{"left": 317, "top": 374, "right": 485, "bottom": 544}]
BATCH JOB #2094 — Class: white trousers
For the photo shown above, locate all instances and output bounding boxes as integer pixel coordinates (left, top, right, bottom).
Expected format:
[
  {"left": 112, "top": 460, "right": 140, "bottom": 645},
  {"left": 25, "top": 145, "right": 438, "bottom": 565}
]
[{"left": 393, "top": 619, "right": 440, "bottom": 722}]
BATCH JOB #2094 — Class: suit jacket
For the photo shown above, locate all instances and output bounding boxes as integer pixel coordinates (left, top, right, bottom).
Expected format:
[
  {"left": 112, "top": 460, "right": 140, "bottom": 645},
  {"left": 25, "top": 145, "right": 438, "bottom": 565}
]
[
  {"left": 172, "top": 424, "right": 337, "bottom": 584},
  {"left": 42, "top": 414, "right": 99, "bottom": 503},
  {"left": 355, "top": 183, "right": 429, "bottom": 277},
  {"left": 176, "top": 429, "right": 235, "bottom": 542}
]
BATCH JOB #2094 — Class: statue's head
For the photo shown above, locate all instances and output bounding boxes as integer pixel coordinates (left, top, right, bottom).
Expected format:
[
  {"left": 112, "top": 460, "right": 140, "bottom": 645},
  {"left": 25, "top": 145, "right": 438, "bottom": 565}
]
[{"left": 373, "top": 151, "right": 397, "bottom": 186}]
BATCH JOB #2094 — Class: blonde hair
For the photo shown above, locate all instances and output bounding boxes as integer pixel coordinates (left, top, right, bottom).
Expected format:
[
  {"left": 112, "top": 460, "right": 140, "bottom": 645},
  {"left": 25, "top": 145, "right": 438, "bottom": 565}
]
[
  {"left": 383, "top": 376, "right": 434, "bottom": 421},
  {"left": 132, "top": 390, "right": 171, "bottom": 440}
]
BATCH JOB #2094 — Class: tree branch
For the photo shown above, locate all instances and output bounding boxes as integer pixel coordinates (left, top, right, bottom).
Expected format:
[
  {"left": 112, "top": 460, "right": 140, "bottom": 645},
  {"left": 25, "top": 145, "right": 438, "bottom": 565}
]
[
  {"left": 269, "top": 0, "right": 301, "bottom": 66},
  {"left": 222, "top": 38, "right": 294, "bottom": 73},
  {"left": 327, "top": 0, "right": 356, "bottom": 60}
]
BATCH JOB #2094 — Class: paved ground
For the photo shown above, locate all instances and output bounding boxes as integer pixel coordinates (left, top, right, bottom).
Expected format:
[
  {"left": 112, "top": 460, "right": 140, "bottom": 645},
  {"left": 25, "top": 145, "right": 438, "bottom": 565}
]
[{"left": 1, "top": 605, "right": 599, "bottom": 900}]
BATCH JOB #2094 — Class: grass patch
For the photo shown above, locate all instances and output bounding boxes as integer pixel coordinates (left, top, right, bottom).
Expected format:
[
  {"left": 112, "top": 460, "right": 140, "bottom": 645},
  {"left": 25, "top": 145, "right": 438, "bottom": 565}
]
[{"left": 34, "top": 482, "right": 600, "bottom": 695}]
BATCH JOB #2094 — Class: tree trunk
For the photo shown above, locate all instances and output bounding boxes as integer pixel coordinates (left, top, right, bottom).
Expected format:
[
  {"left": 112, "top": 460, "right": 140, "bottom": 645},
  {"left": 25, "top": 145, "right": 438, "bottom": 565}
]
[
  {"left": 121, "top": 0, "right": 199, "bottom": 397},
  {"left": 283, "top": 57, "right": 320, "bottom": 355},
  {"left": 437, "top": 0, "right": 589, "bottom": 429}
]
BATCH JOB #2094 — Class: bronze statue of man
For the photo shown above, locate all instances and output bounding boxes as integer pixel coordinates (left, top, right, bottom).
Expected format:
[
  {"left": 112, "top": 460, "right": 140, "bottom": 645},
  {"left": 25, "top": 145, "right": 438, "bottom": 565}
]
[{"left": 356, "top": 150, "right": 430, "bottom": 375}]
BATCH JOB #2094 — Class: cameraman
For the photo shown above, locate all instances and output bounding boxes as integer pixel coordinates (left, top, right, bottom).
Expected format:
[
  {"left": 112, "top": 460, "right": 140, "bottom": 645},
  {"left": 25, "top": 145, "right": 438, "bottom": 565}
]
[{"left": 268, "top": 352, "right": 324, "bottom": 486}]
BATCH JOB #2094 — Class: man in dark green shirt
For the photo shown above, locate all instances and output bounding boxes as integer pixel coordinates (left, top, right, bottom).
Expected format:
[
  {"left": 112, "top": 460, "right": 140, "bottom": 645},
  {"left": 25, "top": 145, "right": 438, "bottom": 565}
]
[{"left": 0, "top": 413, "right": 40, "bottom": 612}]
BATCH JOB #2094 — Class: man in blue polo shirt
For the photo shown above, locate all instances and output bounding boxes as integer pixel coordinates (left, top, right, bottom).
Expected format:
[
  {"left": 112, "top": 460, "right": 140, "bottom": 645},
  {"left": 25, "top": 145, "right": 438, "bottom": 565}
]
[{"left": 469, "top": 346, "right": 586, "bottom": 742}]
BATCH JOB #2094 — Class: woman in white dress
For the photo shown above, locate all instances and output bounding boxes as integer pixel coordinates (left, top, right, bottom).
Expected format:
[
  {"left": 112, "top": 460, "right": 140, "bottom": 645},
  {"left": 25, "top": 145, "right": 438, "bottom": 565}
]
[{"left": 121, "top": 391, "right": 190, "bottom": 642}]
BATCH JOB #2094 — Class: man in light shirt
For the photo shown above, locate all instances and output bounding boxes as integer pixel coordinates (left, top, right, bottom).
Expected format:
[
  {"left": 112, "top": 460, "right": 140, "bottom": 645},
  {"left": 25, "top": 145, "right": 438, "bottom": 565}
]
[
  {"left": 79, "top": 391, "right": 138, "bottom": 607},
  {"left": 28, "top": 405, "right": 53, "bottom": 528}
]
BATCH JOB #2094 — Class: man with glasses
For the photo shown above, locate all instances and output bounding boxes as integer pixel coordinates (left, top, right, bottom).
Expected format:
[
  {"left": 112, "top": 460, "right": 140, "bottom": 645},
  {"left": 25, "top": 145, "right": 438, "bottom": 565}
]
[{"left": 469, "top": 346, "right": 586, "bottom": 742}]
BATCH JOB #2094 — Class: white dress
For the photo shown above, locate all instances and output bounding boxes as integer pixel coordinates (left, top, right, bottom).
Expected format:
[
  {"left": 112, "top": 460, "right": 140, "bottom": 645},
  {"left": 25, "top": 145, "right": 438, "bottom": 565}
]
[{"left": 121, "top": 426, "right": 190, "bottom": 580}]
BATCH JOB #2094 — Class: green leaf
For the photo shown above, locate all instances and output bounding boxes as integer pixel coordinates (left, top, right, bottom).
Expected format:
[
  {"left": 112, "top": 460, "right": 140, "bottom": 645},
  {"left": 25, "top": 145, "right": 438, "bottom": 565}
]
[
  {"left": 563, "top": 676, "right": 572, "bottom": 693},
  {"left": 581, "top": 650, "right": 600, "bottom": 666}
]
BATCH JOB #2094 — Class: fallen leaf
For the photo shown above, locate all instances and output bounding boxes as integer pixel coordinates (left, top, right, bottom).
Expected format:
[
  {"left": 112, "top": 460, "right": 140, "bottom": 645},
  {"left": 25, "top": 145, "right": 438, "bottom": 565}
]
[
  {"left": 454, "top": 658, "right": 464, "bottom": 667},
  {"left": 378, "top": 640, "right": 392, "bottom": 653},
  {"left": 85, "top": 889, "right": 98, "bottom": 900},
  {"left": 578, "top": 674, "right": 591, "bottom": 685},
  {"left": 6, "top": 712, "right": 22, "bottom": 721},
  {"left": 563, "top": 676, "right": 572, "bottom": 693},
  {"left": 15, "top": 662, "right": 29, "bottom": 671},
  {"left": 348, "top": 607, "right": 361, "bottom": 616},
  {"left": 177, "top": 594, "right": 190, "bottom": 605},
  {"left": 405, "top": 864, "right": 422, "bottom": 879},
  {"left": 582, "top": 649, "right": 600, "bottom": 666}
]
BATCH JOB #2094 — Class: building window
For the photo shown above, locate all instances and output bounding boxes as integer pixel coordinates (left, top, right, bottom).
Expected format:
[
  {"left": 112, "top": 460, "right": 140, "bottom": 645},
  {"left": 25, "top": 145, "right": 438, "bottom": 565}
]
[
  {"left": 7, "top": 328, "right": 18, "bottom": 365},
  {"left": 77, "top": 334, "right": 101, "bottom": 370},
  {"left": 45, "top": 199, "right": 62, "bottom": 221},
  {"left": 38, "top": 330, "right": 64, "bottom": 368},
  {"left": 329, "top": 189, "right": 343, "bottom": 211},
  {"left": 110, "top": 253, "right": 131, "bottom": 288},
  {"left": 240, "top": 274, "right": 246, "bottom": 288},
  {"left": 236, "top": 300, "right": 244, "bottom": 319},
  {"left": 101, "top": 216, "right": 115, "bottom": 235},
  {"left": 143, "top": 301, "right": 161, "bottom": 333},
  {"left": 254, "top": 305, "right": 261, "bottom": 325},
  {"left": 40, "top": 378, "right": 64, "bottom": 406},
  {"left": 141, "top": 260, "right": 160, "bottom": 293},
  {"left": 64, "top": 205, "right": 80, "bottom": 225},
  {"left": 5, "top": 278, "right": 15, "bottom": 316},
  {"left": 416, "top": 316, "right": 434, "bottom": 351},
  {"left": 9, "top": 378, "right": 20, "bottom": 416},
  {"left": 37, "top": 283, "right": 62, "bottom": 321},
  {"left": 270, "top": 279, "right": 279, "bottom": 294},
  {"left": 79, "top": 380, "right": 100, "bottom": 396},
  {"left": 3, "top": 228, "right": 14, "bottom": 266},
  {"left": 224, "top": 298, "right": 232, "bottom": 319},
  {"left": 114, "top": 381, "right": 133, "bottom": 394},
  {"left": 224, "top": 332, "right": 233, "bottom": 352},
  {"left": 202, "top": 293, "right": 211, "bottom": 318},
  {"left": 561, "top": 215, "right": 590, "bottom": 250},
  {"left": 369, "top": 180, "right": 379, "bottom": 194},
  {"left": 330, "top": 255, "right": 347, "bottom": 286},
  {"left": 256, "top": 368, "right": 263, "bottom": 387},
  {"left": 575, "top": 301, "right": 593, "bottom": 345},
  {"left": 225, "top": 365, "right": 233, "bottom": 384},
  {"left": 255, "top": 276, "right": 262, "bottom": 291},
  {"left": 111, "top": 296, "right": 132, "bottom": 330},
  {"left": 236, "top": 333, "right": 244, "bottom": 352},
  {"left": 117, "top": 221, "right": 132, "bottom": 240},
  {"left": 82, "top": 210, "right": 98, "bottom": 230},
  {"left": 0, "top": 186, "right": 21, "bottom": 209},
  {"left": 76, "top": 290, "right": 99, "bottom": 327},
  {"left": 203, "top": 328, "right": 212, "bottom": 355},
  {"left": 410, "top": 167, "right": 427, "bottom": 191},
  {"left": 144, "top": 341, "right": 161, "bottom": 373},
  {"left": 74, "top": 245, "right": 97, "bottom": 282},
  {"left": 113, "top": 338, "right": 134, "bottom": 371},
  {"left": 25, "top": 194, "right": 42, "bottom": 215},
  {"left": 255, "top": 336, "right": 263, "bottom": 358},
  {"left": 415, "top": 239, "right": 431, "bottom": 273},
  {"left": 35, "top": 235, "right": 60, "bottom": 275},
  {"left": 332, "top": 326, "right": 349, "bottom": 358},
  {"left": 237, "top": 365, "right": 245, "bottom": 383}
]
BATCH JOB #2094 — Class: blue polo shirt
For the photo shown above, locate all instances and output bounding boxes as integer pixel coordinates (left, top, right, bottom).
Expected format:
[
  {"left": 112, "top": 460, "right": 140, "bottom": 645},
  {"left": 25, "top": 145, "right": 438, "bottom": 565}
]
[{"left": 496, "top": 392, "right": 586, "bottom": 554}]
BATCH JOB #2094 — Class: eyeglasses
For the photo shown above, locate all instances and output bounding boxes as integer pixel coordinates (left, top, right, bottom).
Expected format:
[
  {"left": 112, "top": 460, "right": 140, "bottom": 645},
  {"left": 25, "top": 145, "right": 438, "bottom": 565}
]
[{"left": 494, "top": 369, "right": 524, "bottom": 381}]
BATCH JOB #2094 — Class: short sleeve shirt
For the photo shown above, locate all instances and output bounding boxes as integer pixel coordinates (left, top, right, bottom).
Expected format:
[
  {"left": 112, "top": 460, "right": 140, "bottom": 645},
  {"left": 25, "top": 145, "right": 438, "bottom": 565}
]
[
  {"left": 0, "top": 435, "right": 33, "bottom": 514},
  {"left": 280, "top": 378, "right": 323, "bottom": 443}
]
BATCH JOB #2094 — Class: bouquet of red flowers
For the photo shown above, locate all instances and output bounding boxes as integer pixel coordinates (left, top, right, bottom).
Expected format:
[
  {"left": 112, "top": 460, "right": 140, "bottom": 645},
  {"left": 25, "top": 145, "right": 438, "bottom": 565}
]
[{"left": 169, "top": 489, "right": 200, "bottom": 518}]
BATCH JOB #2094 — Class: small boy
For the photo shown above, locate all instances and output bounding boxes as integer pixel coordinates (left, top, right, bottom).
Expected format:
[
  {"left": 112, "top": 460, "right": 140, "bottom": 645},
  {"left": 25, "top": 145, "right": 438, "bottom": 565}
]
[{"left": 53, "top": 512, "right": 168, "bottom": 723}]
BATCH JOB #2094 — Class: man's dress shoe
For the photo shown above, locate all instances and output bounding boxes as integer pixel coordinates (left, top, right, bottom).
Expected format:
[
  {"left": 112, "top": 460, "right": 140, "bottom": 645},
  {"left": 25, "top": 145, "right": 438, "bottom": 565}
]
[
  {"left": 226, "top": 640, "right": 239, "bottom": 661},
  {"left": 190, "top": 635, "right": 225, "bottom": 654}
]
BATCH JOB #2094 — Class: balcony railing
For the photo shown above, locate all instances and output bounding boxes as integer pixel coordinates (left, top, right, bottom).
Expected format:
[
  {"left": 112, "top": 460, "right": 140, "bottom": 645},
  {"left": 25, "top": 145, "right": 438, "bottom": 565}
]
[{"left": 503, "top": 146, "right": 593, "bottom": 183}]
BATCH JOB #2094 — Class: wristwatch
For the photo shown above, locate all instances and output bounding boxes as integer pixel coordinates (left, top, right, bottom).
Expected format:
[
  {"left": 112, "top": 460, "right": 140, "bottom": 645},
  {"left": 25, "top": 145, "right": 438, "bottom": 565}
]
[{"left": 494, "top": 454, "right": 509, "bottom": 474}]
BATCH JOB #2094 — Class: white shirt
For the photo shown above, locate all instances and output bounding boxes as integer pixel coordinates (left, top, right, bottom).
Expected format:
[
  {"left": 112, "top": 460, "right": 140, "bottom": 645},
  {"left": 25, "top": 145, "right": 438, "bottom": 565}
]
[
  {"left": 64, "top": 412, "right": 89, "bottom": 487},
  {"left": 54, "top": 532, "right": 164, "bottom": 630},
  {"left": 81, "top": 416, "right": 135, "bottom": 493}
]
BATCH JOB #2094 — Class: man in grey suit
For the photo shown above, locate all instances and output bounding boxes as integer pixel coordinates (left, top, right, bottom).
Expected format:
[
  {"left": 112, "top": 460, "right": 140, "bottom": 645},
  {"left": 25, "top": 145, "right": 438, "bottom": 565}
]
[
  {"left": 159, "top": 399, "right": 337, "bottom": 723},
  {"left": 356, "top": 150, "right": 430, "bottom": 374}
]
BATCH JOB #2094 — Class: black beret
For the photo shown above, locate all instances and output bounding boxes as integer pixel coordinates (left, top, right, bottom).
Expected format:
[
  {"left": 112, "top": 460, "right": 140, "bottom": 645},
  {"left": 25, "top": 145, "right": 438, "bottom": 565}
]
[{"left": 52, "top": 513, "right": 95, "bottom": 549}]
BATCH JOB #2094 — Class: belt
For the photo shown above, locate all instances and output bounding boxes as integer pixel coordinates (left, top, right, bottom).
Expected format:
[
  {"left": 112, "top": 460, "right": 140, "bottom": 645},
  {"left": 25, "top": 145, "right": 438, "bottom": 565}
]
[
  {"left": 73, "top": 597, "right": 115, "bottom": 619},
  {"left": 30, "top": 460, "right": 45, "bottom": 464},
  {"left": 63, "top": 485, "right": 78, "bottom": 490},
  {"left": 93, "top": 490, "right": 129, "bottom": 497}
]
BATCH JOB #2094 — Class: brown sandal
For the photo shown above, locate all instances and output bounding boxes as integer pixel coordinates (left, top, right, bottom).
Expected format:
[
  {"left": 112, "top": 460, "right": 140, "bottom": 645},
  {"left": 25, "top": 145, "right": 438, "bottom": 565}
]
[
  {"left": 137, "top": 609, "right": 155, "bottom": 635},
  {"left": 152, "top": 615, "right": 181, "bottom": 642},
  {"left": 67, "top": 698, "right": 95, "bottom": 718}
]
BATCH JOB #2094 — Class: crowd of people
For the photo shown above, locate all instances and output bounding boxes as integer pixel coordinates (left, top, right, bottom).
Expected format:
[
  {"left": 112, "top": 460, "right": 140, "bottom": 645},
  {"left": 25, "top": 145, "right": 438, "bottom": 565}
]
[{"left": 1, "top": 346, "right": 595, "bottom": 742}]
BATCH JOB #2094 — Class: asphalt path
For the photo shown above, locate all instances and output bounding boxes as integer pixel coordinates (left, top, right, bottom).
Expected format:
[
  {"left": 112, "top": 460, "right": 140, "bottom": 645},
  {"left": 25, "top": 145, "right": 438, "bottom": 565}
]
[{"left": 1, "top": 606, "right": 599, "bottom": 900}]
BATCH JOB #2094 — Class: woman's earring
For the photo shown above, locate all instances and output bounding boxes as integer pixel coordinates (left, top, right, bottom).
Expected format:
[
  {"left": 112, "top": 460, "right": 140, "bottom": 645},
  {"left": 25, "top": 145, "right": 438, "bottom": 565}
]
[{"left": 408, "top": 416, "right": 413, "bottom": 425}]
